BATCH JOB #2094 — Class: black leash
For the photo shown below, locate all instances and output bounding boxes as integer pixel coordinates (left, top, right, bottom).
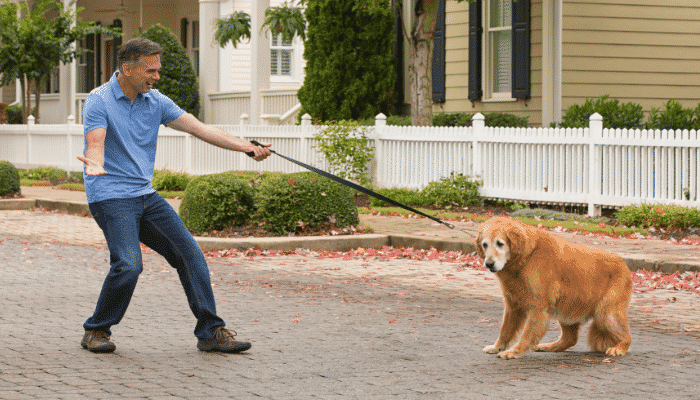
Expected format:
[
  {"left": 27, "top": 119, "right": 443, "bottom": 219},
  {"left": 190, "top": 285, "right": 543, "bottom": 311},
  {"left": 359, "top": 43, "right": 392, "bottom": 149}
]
[{"left": 246, "top": 140, "right": 476, "bottom": 237}]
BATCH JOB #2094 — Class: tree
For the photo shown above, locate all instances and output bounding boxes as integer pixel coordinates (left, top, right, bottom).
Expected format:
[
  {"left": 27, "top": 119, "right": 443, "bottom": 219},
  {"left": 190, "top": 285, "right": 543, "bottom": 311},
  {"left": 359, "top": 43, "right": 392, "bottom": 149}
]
[
  {"left": 0, "top": 0, "right": 120, "bottom": 124},
  {"left": 297, "top": 0, "right": 395, "bottom": 121},
  {"left": 397, "top": 0, "right": 474, "bottom": 126},
  {"left": 140, "top": 24, "right": 200, "bottom": 116}
]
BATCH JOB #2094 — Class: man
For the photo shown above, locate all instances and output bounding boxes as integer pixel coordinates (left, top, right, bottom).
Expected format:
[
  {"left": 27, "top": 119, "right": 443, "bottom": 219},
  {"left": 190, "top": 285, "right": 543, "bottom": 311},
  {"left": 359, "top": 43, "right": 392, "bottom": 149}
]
[{"left": 77, "top": 37, "right": 271, "bottom": 353}]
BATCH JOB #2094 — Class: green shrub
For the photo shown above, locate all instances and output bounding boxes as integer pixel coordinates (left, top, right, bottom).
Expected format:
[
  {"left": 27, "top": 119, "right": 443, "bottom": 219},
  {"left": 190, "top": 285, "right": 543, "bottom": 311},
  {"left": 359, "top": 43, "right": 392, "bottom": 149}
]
[
  {"left": 18, "top": 166, "right": 67, "bottom": 181},
  {"left": 139, "top": 24, "right": 200, "bottom": 116},
  {"left": 254, "top": 172, "right": 359, "bottom": 234},
  {"left": 387, "top": 116, "right": 411, "bottom": 126},
  {"left": 180, "top": 172, "right": 256, "bottom": 233},
  {"left": 313, "top": 121, "right": 374, "bottom": 186},
  {"left": 6, "top": 104, "right": 23, "bottom": 124},
  {"left": 615, "top": 204, "right": 700, "bottom": 229},
  {"left": 0, "top": 161, "right": 20, "bottom": 196},
  {"left": 152, "top": 169, "right": 191, "bottom": 191},
  {"left": 433, "top": 112, "right": 528, "bottom": 128},
  {"left": 558, "top": 95, "right": 644, "bottom": 129},
  {"left": 421, "top": 173, "right": 482, "bottom": 207},
  {"left": 368, "top": 187, "right": 428, "bottom": 207},
  {"left": 433, "top": 112, "right": 473, "bottom": 127},
  {"left": 297, "top": 0, "right": 395, "bottom": 122},
  {"left": 645, "top": 100, "right": 700, "bottom": 131},
  {"left": 485, "top": 112, "right": 529, "bottom": 128}
]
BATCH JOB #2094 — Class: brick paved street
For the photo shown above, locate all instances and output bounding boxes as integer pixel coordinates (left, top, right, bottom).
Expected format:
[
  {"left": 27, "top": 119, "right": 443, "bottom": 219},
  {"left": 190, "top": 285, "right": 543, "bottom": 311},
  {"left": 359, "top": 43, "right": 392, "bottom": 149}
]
[{"left": 1, "top": 230, "right": 700, "bottom": 399}]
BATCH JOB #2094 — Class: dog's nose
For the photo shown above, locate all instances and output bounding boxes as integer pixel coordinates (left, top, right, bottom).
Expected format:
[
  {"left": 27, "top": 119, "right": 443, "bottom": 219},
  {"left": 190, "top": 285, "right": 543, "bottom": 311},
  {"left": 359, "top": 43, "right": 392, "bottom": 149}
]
[{"left": 485, "top": 260, "right": 496, "bottom": 272}]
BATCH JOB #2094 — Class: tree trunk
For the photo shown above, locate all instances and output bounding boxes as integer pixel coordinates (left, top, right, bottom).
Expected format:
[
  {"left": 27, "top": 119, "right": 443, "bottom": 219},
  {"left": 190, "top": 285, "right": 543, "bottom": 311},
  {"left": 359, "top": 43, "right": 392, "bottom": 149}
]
[
  {"left": 408, "top": 0, "right": 439, "bottom": 126},
  {"left": 20, "top": 76, "right": 30, "bottom": 124},
  {"left": 33, "top": 78, "right": 42, "bottom": 124}
]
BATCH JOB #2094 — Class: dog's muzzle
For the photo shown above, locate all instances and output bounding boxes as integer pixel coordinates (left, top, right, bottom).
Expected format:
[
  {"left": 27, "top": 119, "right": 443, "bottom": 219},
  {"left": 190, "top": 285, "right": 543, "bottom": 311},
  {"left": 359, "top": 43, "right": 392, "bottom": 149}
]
[{"left": 485, "top": 260, "right": 498, "bottom": 273}]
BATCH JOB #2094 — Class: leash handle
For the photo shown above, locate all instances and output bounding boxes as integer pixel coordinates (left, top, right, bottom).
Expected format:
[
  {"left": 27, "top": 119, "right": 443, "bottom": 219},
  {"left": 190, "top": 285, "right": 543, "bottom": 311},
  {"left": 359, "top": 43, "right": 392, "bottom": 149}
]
[{"left": 245, "top": 140, "right": 273, "bottom": 157}]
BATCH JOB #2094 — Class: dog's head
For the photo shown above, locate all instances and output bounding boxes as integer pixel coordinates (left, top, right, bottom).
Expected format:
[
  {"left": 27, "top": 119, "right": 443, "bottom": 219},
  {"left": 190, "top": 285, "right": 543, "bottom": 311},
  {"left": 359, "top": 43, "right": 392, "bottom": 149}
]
[{"left": 476, "top": 217, "right": 535, "bottom": 273}]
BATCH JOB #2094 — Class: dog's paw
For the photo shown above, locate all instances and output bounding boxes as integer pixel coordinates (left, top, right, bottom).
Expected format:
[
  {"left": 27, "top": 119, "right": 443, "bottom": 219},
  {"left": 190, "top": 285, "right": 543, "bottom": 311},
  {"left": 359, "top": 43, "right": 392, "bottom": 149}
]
[
  {"left": 497, "top": 349, "right": 523, "bottom": 359},
  {"left": 605, "top": 347, "right": 627, "bottom": 356},
  {"left": 483, "top": 345, "right": 502, "bottom": 354}
]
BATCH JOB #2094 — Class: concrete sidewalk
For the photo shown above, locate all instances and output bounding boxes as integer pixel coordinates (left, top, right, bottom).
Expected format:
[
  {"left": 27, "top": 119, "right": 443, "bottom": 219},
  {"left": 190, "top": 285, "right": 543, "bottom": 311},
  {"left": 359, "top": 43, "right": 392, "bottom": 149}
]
[{"left": 5, "top": 185, "right": 700, "bottom": 273}]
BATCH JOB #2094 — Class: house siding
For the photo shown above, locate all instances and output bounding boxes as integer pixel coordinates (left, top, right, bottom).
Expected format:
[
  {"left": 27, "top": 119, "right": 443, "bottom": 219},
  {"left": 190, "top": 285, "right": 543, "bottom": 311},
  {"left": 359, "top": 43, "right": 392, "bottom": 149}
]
[
  {"left": 440, "top": 0, "right": 544, "bottom": 126},
  {"left": 561, "top": 0, "right": 700, "bottom": 113}
]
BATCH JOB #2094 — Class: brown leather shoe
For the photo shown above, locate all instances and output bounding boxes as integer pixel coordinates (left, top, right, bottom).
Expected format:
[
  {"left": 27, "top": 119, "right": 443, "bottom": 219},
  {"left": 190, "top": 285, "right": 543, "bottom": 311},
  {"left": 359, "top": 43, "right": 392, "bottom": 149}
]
[
  {"left": 81, "top": 330, "right": 116, "bottom": 353},
  {"left": 197, "top": 327, "right": 251, "bottom": 353}
]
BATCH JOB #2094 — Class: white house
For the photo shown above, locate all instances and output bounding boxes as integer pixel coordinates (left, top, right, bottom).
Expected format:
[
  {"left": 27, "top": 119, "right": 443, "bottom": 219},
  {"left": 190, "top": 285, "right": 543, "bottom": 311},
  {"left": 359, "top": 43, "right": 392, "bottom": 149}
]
[{"left": 0, "top": 0, "right": 305, "bottom": 125}]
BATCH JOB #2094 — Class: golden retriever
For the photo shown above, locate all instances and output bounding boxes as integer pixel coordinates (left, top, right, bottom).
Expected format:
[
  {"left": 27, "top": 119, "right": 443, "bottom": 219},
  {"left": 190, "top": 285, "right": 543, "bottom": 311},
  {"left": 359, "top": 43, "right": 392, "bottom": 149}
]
[{"left": 476, "top": 217, "right": 632, "bottom": 359}]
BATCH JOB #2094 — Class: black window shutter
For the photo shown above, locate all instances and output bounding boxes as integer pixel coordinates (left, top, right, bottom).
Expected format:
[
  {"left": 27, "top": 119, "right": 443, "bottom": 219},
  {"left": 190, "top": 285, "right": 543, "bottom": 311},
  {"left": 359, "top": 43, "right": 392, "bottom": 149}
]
[
  {"left": 432, "top": 0, "right": 446, "bottom": 103},
  {"left": 468, "top": 1, "right": 482, "bottom": 100},
  {"left": 511, "top": 0, "right": 530, "bottom": 99},
  {"left": 180, "top": 18, "right": 188, "bottom": 48}
]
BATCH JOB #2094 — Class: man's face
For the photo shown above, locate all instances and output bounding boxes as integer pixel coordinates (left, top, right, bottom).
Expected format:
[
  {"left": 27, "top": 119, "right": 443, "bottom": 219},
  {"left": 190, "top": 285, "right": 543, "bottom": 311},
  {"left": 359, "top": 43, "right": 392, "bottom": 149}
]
[{"left": 124, "top": 54, "right": 161, "bottom": 94}]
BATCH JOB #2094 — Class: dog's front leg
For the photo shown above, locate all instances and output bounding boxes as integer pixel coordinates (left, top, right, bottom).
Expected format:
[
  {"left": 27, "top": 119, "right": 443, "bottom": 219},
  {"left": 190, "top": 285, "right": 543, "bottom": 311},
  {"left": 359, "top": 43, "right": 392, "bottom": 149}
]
[
  {"left": 498, "top": 308, "right": 549, "bottom": 359},
  {"left": 484, "top": 303, "right": 526, "bottom": 354}
]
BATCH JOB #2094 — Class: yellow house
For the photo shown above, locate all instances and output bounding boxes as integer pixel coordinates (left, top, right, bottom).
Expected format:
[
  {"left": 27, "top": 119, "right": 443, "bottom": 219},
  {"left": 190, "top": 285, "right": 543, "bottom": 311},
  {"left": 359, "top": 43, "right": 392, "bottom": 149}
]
[{"left": 428, "top": 0, "right": 700, "bottom": 126}]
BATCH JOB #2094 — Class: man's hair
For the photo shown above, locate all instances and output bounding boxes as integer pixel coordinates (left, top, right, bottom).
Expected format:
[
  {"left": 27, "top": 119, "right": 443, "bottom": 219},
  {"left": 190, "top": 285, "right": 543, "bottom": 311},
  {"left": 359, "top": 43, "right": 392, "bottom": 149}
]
[{"left": 117, "top": 38, "right": 163, "bottom": 73}]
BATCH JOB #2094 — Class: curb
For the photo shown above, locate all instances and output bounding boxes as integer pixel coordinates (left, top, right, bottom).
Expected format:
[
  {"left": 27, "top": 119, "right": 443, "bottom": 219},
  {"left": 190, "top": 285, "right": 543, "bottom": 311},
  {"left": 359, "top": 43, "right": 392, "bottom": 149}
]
[{"left": 2, "top": 198, "right": 700, "bottom": 273}]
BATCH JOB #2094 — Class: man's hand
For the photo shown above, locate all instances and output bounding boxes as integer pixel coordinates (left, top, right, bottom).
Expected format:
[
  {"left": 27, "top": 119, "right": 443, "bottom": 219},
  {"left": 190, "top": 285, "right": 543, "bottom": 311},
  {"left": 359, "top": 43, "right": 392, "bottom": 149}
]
[
  {"left": 77, "top": 156, "right": 106, "bottom": 176},
  {"left": 246, "top": 142, "right": 272, "bottom": 162}
]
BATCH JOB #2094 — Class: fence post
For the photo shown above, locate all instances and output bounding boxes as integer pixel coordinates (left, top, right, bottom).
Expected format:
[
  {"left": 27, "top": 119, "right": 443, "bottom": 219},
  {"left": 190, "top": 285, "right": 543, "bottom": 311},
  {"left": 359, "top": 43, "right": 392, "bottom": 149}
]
[
  {"left": 300, "top": 113, "right": 312, "bottom": 167},
  {"left": 66, "top": 117, "right": 74, "bottom": 177},
  {"left": 373, "top": 113, "right": 386, "bottom": 186},
  {"left": 588, "top": 113, "right": 603, "bottom": 217},
  {"left": 471, "top": 113, "right": 485, "bottom": 179}
]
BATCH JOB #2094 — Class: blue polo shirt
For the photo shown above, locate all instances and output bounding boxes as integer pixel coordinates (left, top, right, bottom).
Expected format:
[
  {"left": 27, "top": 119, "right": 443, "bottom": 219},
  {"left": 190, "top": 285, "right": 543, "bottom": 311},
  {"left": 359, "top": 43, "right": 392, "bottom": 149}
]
[{"left": 83, "top": 72, "right": 185, "bottom": 203}]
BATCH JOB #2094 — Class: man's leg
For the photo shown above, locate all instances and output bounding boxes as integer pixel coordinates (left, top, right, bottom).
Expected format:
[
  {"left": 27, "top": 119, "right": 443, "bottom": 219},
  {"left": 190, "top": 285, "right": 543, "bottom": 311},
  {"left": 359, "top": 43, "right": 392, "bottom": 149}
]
[
  {"left": 83, "top": 197, "right": 145, "bottom": 351},
  {"left": 138, "top": 193, "right": 226, "bottom": 339}
]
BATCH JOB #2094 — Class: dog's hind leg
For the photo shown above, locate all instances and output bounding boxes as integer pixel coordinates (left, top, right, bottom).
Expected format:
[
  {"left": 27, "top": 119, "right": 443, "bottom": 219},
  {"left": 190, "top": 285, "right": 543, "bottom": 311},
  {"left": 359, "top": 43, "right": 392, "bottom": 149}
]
[
  {"left": 588, "top": 280, "right": 632, "bottom": 356},
  {"left": 588, "top": 311, "right": 631, "bottom": 356},
  {"left": 536, "top": 322, "right": 581, "bottom": 352}
]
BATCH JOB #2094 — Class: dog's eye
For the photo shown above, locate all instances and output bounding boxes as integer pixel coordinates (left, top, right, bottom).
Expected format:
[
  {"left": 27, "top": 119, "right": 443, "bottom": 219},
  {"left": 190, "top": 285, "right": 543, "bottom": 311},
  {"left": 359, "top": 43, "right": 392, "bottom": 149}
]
[
  {"left": 481, "top": 242, "right": 488, "bottom": 250},
  {"left": 496, "top": 240, "right": 505, "bottom": 248}
]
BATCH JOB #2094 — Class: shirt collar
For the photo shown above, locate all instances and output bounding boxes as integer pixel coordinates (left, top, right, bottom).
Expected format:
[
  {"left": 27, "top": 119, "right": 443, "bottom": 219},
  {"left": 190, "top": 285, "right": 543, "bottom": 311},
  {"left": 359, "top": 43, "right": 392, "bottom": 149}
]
[{"left": 109, "top": 71, "right": 152, "bottom": 102}]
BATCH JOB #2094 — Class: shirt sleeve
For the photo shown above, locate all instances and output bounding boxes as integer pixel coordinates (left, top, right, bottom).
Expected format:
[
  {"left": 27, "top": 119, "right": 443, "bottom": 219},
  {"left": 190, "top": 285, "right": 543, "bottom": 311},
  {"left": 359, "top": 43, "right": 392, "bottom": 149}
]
[
  {"left": 82, "top": 93, "right": 108, "bottom": 134},
  {"left": 155, "top": 90, "right": 186, "bottom": 126}
]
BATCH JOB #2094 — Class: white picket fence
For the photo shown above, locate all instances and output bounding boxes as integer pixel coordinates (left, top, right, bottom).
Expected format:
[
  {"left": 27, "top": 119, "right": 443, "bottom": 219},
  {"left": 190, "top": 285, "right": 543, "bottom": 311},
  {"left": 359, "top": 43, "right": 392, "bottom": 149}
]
[{"left": 2, "top": 113, "right": 700, "bottom": 216}]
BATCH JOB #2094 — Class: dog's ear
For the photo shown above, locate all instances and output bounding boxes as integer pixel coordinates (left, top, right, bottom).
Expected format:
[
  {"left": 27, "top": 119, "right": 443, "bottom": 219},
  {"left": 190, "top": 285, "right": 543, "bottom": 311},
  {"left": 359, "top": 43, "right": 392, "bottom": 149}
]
[
  {"left": 507, "top": 222, "right": 536, "bottom": 261},
  {"left": 475, "top": 230, "right": 485, "bottom": 259}
]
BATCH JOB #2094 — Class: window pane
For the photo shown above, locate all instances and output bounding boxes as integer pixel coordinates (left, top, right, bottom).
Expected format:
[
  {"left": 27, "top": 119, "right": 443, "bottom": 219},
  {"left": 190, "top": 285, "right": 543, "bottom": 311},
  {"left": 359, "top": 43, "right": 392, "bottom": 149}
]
[
  {"left": 272, "top": 34, "right": 278, "bottom": 47},
  {"left": 281, "top": 50, "right": 291, "bottom": 75},
  {"left": 490, "top": 0, "right": 512, "bottom": 28},
  {"left": 271, "top": 50, "right": 278, "bottom": 75},
  {"left": 192, "top": 21, "right": 199, "bottom": 48},
  {"left": 492, "top": 30, "right": 511, "bottom": 93}
]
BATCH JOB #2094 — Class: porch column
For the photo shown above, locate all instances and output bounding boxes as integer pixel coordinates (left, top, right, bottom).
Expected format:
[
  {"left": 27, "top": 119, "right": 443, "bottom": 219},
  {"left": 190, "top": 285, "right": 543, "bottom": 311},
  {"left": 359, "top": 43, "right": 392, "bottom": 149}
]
[
  {"left": 199, "top": 0, "right": 220, "bottom": 123},
  {"left": 59, "top": 0, "right": 77, "bottom": 123},
  {"left": 250, "top": 0, "right": 270, "bottom": 125},
  {"left": 541, "top": 0, "right": 562, "bottom": 127}
]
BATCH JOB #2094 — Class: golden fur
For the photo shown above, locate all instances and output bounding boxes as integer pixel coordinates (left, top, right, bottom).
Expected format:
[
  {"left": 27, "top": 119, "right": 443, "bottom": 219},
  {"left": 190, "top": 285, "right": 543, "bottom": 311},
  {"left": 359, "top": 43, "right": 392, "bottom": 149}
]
[{"left": 476, "top": 217, "right": 632, "bottom": 359}]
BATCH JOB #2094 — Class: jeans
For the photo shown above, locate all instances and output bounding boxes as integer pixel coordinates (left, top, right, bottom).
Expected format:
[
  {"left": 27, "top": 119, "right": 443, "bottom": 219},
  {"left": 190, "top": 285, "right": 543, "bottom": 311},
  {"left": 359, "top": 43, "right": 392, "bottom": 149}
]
[{"left": 84, "top": 192, "right": 225, "bottom": 340}]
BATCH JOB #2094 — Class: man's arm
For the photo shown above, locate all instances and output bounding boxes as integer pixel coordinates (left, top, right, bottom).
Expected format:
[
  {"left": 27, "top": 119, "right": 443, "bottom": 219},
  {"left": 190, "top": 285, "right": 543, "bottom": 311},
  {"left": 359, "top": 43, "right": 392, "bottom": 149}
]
[
  {"left": 166, "top": 112, "right": 271, "bottom": 161},
  {"left": 77, "top": 128, "right": 107, "bottom": 176}
]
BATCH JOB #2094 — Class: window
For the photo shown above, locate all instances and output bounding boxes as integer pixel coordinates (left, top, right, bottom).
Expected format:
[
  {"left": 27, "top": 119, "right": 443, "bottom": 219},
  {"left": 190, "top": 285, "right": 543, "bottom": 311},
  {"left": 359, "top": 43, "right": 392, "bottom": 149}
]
[
  {"left": 468, "top": 0, "right": 530, "bottom": 101},
  {"left": 486, "top": 0, "right": 512, "bottom": 99},
  {"left": 181, "top": 18, "right": 199, "bottom": 76},
  {"left": 270, "top": 34, "right": 292, "bottom": 77}
]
